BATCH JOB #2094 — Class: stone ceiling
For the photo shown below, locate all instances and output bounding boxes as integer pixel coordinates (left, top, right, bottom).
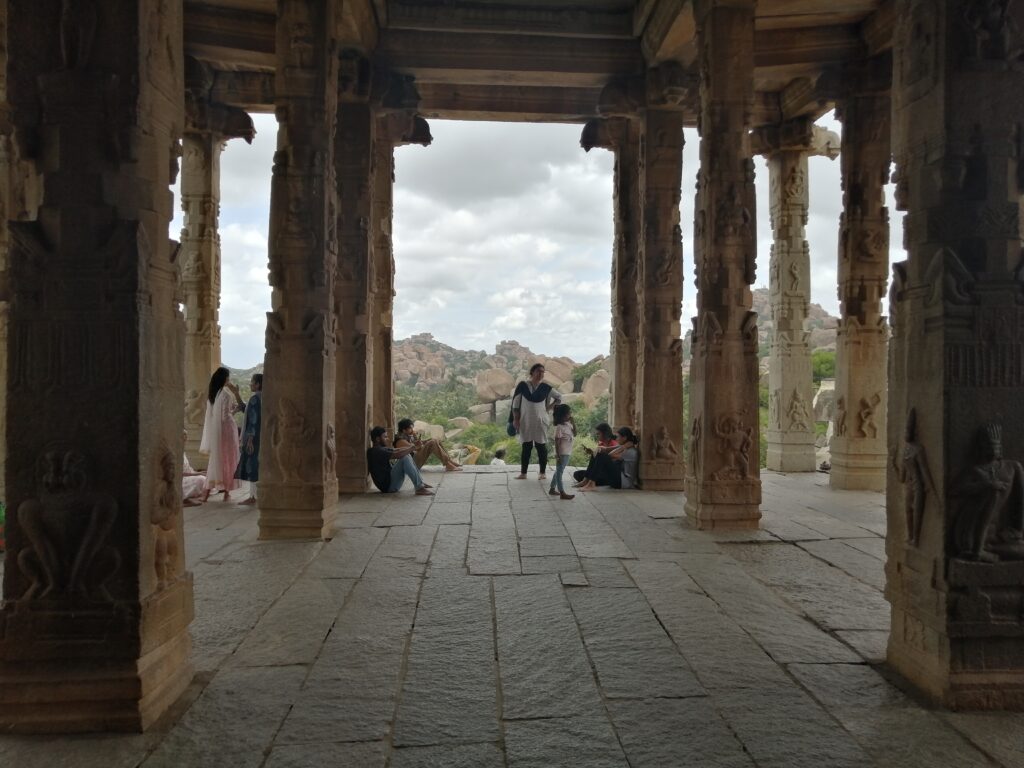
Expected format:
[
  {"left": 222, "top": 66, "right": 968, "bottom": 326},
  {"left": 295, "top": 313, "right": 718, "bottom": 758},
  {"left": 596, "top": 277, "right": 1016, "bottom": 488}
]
[{"left": 184, "top": 0, "right": 890, "bottom": 124}]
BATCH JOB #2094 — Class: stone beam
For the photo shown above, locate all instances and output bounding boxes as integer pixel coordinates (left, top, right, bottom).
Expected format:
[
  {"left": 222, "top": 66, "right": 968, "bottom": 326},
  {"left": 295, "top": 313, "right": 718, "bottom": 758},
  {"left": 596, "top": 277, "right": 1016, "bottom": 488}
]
[
  {"left": 416, "top": 83, "right": 602, "bottom": 122},
  {"left": 375, "top": 29, "right": 645, "bottom": 87},
  {"left": 183, "top": 4, "right": 275, "bottom": 71},
  {"left": 387, "top": 0, "right": 633, "bottom": 39},
  {"left": 209, "top": 70, "right": 275, "bottom": 113},
  {"left": 639, "top": 0, "right": 689, "bottom": 62},
  {"left": 754, "top": 25, "right": 864, "bottom": 68}
]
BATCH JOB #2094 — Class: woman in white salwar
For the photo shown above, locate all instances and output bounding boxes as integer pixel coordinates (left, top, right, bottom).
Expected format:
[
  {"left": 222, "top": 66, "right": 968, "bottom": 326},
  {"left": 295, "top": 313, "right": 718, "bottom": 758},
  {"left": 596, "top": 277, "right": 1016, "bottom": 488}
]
[
  {"left": 199, "top": 367, "right": 242, "bottom": 502},
  {"left": 511, "top": 362, "right": 562, "bottom": 480}
]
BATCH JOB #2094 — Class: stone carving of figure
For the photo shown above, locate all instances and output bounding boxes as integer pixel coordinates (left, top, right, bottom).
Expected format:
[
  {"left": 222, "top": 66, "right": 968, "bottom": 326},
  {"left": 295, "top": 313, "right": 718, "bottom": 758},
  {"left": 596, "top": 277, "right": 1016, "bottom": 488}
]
[
  {"left": 769, "top": 390, "right": 781, "bottom": 428},
  {"left": 857, "top": 394, "right": 880, "bottom": 439},
  {"left": 788, "top": 261, "right": 800, "bottom": 293},
  {"left": 891, "top": 408, "right": 937, "bottom": 546},
  {"left": 787, "top": 389, "right": 811, "bottom": 432},
  {"left": 963, "top": 0, "right": 1019, "bottom": 61},
  {"left": 17, "top": 449, "right": 120, "bottom": 601},
  {"left": 273, "top": 398, "right": 315, "bottom": 483},
  {"left": 152, "top": 445, "right": 180, "bottom": 590},
  {"left": 712, "top": 415, "right": 753, "bottom": 481},
  {"left": 951, "top": 424, "right": 1024, "bottom": 562},
  {"left": 689, "top": 416, "right": 702, "bottom": 477},
  {"left": 835, "top": 396, "right": 848, "bottom": 437},
  {"left": 185, "top": 388, "right": 206, "bottom": 427},
  {"left": 652, "top": 426, "right": 679, "bottom": 461},
  {"left": 324, "top": 424, "right": 337, "bottom": 478},
  {"left": 60, "top": 0, "right": 97, "bottom": 70}
]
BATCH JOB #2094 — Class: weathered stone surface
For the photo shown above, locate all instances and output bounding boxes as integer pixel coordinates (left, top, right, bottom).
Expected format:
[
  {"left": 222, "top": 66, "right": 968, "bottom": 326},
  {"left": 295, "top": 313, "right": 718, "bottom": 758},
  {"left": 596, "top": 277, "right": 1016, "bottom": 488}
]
[
  {"left": 504, "top": 716, "right": 628, "bottom": 768},
  {"left": 428, "top": 524, "right": 469, "bottom": 569},
  {"left": 264, "top": 741, "right": 387, "bottom": 768},
  {"left": 423, "top": 502, "right": 472, "bottom": 526},
  {"left": 143, "top": 666, "right": 305, "bottom": 768},
  {"left": 494, "top": 575, "right": 604, "bottom": 719},
  {"left": 608, "top": 698, "right": 754, "bottom": 768},
  {"left": 944, "top": 711, "right": 1024, "bottom": 768},
  {"left": 521, "top": 555, "right": 581, "bottom": 574},
  {"left": 476, "top": 367, "right": 515, "bottom": 402},
  {"left": 391, "top": 743, "right": 504, "bottom": 768},
  {"left": 567, "top": 588, "right": 704, "bottom": 698},
  {"left": 580, "top": 557, "right": 636, "bottom": 588}
]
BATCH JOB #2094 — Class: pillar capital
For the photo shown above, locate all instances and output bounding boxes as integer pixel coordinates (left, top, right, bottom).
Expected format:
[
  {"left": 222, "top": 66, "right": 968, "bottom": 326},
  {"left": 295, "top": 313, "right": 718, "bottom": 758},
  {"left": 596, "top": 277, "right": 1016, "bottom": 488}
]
[{"left": 750, "top": 117, "right": 841, "bottom": 159}]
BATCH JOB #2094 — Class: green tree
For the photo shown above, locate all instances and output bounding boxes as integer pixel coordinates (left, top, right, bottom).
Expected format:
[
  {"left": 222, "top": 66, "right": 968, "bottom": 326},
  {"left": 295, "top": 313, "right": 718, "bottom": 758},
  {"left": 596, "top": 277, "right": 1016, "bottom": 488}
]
[{"left": 811, "top": 350, "right": 836, "bottom": 384}]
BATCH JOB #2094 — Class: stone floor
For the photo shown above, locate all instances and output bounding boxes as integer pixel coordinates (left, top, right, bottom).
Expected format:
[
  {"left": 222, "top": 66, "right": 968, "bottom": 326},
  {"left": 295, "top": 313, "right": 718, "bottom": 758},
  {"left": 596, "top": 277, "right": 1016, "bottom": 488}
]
[{"left": 2, "top": 469, "right": 1023, "bottom": 767}]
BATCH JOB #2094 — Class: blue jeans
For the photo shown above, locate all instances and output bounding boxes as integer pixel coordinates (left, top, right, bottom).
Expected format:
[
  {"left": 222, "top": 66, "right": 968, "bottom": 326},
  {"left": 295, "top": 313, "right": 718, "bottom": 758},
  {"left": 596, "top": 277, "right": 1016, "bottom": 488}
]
[
  {"left": 549, "top": 455, "right": 570, "bottom": 494},
  {"left": 388, "top": 454, "right": 426, "bottom": 492}
]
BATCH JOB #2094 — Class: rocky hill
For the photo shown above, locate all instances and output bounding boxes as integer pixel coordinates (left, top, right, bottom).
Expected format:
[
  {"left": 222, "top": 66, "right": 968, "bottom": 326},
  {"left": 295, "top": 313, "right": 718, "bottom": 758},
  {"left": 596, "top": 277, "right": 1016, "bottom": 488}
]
[{"left": 393, "top": 333, "right": 592, "bottom": 391}]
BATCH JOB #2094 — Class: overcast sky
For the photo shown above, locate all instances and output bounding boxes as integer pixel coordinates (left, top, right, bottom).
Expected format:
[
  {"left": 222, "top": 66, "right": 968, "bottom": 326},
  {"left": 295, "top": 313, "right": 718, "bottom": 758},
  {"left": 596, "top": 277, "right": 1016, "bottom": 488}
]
[{"left": 175, "top": 112, "right": 901, "bottom": 369}]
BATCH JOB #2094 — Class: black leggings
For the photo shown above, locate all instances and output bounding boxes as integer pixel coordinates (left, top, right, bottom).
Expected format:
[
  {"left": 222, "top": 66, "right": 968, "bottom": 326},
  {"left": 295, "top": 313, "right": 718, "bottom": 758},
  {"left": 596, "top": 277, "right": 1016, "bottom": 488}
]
[{"left": 520, "top": 441, "right": 549, "bottom": 474}]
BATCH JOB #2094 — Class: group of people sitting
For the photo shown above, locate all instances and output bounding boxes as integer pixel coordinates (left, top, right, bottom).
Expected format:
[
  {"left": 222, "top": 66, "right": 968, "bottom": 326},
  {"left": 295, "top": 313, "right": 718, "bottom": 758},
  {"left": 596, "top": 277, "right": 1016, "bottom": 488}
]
[
  {"left": 573, "top": 423, "right": 640, "bottom": 491},
  {"left": 366, "top": 418, "right": 465, "bottom": 496}
]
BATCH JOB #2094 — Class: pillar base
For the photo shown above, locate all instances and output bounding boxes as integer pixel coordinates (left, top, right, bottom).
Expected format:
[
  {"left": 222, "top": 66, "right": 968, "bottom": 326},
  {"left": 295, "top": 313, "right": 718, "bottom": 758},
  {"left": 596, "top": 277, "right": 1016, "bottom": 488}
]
[
  {"left": 685, "top": 500, "right": 762, "bottom": 530},
  {"left": 830, "top": 452, "right": 886, "bottom": 491},
  {"left": 258, "top": 482, "right": 339, "bottom": 539},
  {"left": 766, "top": 441, "right": 817, "bottom": 473},
  {"left": 641, "top": 460, "right": 685, "bottom": 491},
  {"left": 337, "top": 476, "right": 368, "bottom": 494},
  {"left": 0, "top": 578, "right": 194, "bottom": 733}
]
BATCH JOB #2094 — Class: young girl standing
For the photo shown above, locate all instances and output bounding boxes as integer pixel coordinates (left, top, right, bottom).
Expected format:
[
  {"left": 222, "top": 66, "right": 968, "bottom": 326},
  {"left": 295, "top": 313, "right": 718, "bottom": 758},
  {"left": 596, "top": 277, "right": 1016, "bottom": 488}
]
[{"left": 548, "top": 403, "right": 575, "bottom": 500}]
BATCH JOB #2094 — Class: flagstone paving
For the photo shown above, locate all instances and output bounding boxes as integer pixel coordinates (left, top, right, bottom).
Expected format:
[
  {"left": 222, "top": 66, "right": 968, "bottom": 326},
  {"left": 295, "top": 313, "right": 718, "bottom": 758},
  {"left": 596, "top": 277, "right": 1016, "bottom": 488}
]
[{"left": 2, "top": 470, "right": 1023, "bottom": 767}]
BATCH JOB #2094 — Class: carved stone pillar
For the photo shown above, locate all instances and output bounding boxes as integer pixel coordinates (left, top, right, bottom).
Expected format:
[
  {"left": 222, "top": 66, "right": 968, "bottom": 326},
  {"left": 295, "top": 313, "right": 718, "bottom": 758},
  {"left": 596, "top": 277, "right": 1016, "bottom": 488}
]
[
  {"left": 886, "top": 2, "right": 1024, "bottom": 709},
  {"left": 259, "top": 0, "right": 340, "bottom": 538},
  {"left": 830, "top": 80, "right": 891, "bottom": 491},
  {"left": 180, "top": 134, "right": 224, "bottom": 463},
  {"left": 756, "top": 121, "right": 841, "bottom": 472},
  {"left": 368, "top": 125, "right": 395, "bottom": 435},
  {"left": 685, "top": 0, "right": 761, "bottom": 528},
  {"left": 580, "top": 115, "right": 641, "bottom": 429},
  {"left": 637, "top": 69, "right": 687, "bottom": 490},
  {"left": 335, "top": 73, "right": 374, "bottom": 493},
  {"left": 0, "top": 0, "right": 192, "bottom": 731}
]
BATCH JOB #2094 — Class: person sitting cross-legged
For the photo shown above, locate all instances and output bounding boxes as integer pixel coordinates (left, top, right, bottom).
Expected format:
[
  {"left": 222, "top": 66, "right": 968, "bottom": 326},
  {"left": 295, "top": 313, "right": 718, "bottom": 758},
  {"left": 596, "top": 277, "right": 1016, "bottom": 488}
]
[
  {"left": 367, "top": 426, "right": 435, "bottom": 496},
  {"left": 393, "top": 418, "right": 462, "bottom": 471}
]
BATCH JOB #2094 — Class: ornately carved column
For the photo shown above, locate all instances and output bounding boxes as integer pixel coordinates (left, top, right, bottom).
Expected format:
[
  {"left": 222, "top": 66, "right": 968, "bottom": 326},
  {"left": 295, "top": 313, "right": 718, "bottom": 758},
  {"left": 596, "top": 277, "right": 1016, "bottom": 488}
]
[
  {"left": 180, "top": 134, "right": 224, "bottom": 462},
  {"left": 637, "top": 66, "right": 687, "bottom": 491},
  {"left": 369, "top": 122, "right": 395, "bottom": 434},
  {"left": 685, "top": 0, "right": 761, "bottom": 528},
  {"left": 886, "top": 1, "right": 1024, "bottom": 709},
  {"left": 335, "top": 58, "right": 374, "bottom": 493},
  {"left": 757, "top": 121, "right": 840, "bottom": 472},
  {"left": 259, "top": 0, "right": 339, "bottom": 538},
  {"left": 580, "top": 113, "right": 641, "bottom": 429},
  {"left": 831, "top": 75, "right": 891, "bottom": 491},
  {"left": 0, "top": 0, "right": 192, "bottom": 731}
]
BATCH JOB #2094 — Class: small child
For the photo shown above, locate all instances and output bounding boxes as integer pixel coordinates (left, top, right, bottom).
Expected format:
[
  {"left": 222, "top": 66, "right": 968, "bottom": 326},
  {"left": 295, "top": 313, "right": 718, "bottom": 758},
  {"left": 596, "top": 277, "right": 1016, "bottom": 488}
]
[
  {"left": 548, "top": 403, "right": 575, "bottom": 500},
  {"left": 490, "top": 448, "right": 507, "bottom": 466}
]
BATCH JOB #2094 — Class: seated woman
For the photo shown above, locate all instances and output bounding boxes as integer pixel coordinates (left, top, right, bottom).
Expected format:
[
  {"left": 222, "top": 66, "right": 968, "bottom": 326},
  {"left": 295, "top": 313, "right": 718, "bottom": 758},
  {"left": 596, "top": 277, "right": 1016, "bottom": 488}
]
[
  {"left": 393, "top": 418, "right": 462, "bottom": 471},
  {"left": 578, "top": 427, "right": 639, "bottom": 491},
  {"left": 573, "top": 422, "right": 618, "bottom": 485}
]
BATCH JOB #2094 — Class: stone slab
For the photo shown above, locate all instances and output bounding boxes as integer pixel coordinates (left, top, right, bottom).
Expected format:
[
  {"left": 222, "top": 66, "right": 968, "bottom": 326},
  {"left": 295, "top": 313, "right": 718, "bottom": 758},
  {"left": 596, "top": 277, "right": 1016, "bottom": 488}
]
[
  {"left": 390, "top": 743, "right": 504, "bottom": 768},
  {"left": 504, "top": 715, "right": 628, "bottom": 768}
]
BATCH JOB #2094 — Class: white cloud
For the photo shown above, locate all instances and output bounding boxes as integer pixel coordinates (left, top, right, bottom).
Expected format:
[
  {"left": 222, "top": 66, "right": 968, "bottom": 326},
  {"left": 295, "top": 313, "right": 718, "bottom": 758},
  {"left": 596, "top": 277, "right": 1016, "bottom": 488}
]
[{"left": 168, "top": 111, "right": 888, "bottom": 368}]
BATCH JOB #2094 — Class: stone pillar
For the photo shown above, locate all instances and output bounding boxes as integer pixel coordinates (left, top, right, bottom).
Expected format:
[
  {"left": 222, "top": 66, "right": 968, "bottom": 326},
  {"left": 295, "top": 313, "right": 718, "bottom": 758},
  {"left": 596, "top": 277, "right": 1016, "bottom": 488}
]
[
  {"left": 180, "top": 134, "right": 224, "bottom": 463},
  {"left": 259, "top": 0, "right": 339, "bottom": 538},
  {"left": 580, "top": 114, "right": 641, "bottom": 429},
  {"left": 685, "top": 0, "right": 761, "bottom": 529},
  {"left": 830, "top": 84, "right": 891, "bottom": 491},
  {"left": 0, "top": 0, "right": 192, "bottom": 731},
  {"left": 637, "top": 67, "right": 687, "bottom": 490},
  {"left": 757, "top": 121, "right": 841, "bottom": 472},
  {"left": 369, "top": 124, "right": 395, "bottom": 434},
  {"left": 886, "top": 1, "right": 1024, "bottom": 709},
  {"left": 335, "top": 64, "right": 374, "bottom": 493}
]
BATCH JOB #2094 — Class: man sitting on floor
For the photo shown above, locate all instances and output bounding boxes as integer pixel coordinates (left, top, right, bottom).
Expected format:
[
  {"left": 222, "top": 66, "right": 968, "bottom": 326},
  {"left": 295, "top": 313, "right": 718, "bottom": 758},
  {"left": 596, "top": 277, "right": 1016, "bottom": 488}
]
[
  {"left": 393, "top": 418, "right": 462, "bottom": 471},
  {"left": 367, "top": 426, "right": 435, "bottom": 496}
]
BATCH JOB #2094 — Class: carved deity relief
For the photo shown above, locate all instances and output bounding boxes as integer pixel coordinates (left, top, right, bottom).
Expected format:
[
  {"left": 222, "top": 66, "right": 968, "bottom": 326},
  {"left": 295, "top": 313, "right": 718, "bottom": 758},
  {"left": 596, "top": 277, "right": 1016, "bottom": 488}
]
[
  {"left": 152, "top": 443, "right": 180, "bottom": 590},
  {"left": 689, "top": 416, "right": 702, "bottom": 477},
  {"left": 272, "top": 398, "right": 314, "bottom": 484},
  {"left": 951, "top": 424, "right": 1024, "bottom": 562},
  {"left": 16, "top": 448, "right": 120, "bottom": 602},
  {"left": 324, "top": 423, "right": 337, "bottom": 478},
  {"left": 787, "top": 389, "right": 811, "bottom": 432},
  {"left": 835, "top": 396, "right": 848, "bottom": 436},
  {"left": 783, "top": 165, "right": 806, "bottom": 204},
  {"left": 962, "top": 0, "right": 1020, "bottom": 61},
  {"left": 652, "top": 426, "right": 679, "bottom": 461},
  {"left": 902, "top": 2, "right": 938, "bottom": 98},
  {"left": 769, "top": 390, "right": 781, "bottom": 428},
  {"left": 856, "top": 393, "right": 881, "bottom": 438},
  {"left": 925, "top": 247, "right": 976, "bottom": 306},
  {"left": 712, "top": 414, "right": 753, "bottom": 481},
  {"left": 891, "top": 408, "right": 938, "bottom": 546},
  {"left": 787, "top": 261, "right": 800, "bottom": 293}
]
